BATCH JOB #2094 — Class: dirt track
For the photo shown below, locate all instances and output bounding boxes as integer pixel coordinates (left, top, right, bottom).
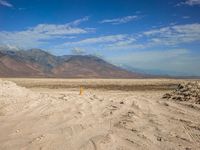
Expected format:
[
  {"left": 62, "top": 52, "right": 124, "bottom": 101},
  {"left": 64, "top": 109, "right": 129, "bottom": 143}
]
[{"left": 0, "top": 79, "right": 200, "bottom": 150}]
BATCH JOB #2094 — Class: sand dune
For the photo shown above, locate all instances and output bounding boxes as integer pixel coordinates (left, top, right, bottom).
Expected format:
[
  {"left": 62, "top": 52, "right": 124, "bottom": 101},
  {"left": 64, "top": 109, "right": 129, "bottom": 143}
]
[{"left": 0, "top": 79, "right": 200, "bottom": 150}]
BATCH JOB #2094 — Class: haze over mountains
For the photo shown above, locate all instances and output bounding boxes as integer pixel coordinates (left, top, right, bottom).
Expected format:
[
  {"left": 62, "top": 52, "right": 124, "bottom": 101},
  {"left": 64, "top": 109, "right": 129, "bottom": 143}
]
[{"left": 0, "top": 49, "right": 142, "bottom": 78}]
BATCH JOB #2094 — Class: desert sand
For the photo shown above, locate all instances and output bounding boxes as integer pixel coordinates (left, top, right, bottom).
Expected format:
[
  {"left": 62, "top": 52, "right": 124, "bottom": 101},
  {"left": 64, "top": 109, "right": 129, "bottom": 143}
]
[{"left": 0, "top": 78, "right": 200, "bottom": 150}]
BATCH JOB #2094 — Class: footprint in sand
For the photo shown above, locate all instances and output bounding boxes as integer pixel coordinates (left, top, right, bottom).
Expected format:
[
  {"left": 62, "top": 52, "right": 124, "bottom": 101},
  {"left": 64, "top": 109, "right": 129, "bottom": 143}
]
[{"left": 30, "top": 135, "right": 45, "bottom": 144}]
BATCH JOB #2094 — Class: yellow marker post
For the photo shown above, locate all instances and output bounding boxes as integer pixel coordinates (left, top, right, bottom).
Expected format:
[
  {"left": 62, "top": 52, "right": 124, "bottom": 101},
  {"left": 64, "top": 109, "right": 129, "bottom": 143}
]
[{"left": 79, "top": 86, "right": 83, "bottom": 95}]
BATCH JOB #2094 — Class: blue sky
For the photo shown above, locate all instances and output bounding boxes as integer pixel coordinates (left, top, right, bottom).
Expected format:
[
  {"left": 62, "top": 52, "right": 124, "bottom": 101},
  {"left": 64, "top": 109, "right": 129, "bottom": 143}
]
[{"left": 0, "top": 0, "right": 200, "bottom": 76}]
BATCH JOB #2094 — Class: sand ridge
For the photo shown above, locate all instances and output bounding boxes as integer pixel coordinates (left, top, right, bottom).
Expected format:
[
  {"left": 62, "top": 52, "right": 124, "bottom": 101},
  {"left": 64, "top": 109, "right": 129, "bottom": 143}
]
[{"left": 0, "top": 79, "right": 200, "bottom": 150}]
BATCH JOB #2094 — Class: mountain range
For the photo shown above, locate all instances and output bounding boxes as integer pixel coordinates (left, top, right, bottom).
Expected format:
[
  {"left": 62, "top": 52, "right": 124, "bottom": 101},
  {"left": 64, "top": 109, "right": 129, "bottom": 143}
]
[{"left": 0, "top": 49, "right": 142, "bottom": 78}]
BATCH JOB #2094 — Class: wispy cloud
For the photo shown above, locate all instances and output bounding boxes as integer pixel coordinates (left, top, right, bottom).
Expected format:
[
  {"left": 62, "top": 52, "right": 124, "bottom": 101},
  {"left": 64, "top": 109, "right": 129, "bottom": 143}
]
[
  {"left": 106, "top": 36, "right": 145, "bottom": 50},
  {"left": 177, "top": 0, "right": 200, "bottom": 6},
  {"left": 56, "top": 23, "right": 200, "bottom": 52},
  {"left": 100, "top": 15, "right": 139, "bottom": 25},
  {"left": 29, "top": 24, "right": 87, "bottom": 36},
  {"left": 71, "top": 47, "right": 86, "bottom": 55},
  {"left": 0, "top": 44, "right": 21, "bottom": 51},
  {"left": 0, "top": 0, "right": 13, "bottom": 7},
  {"left": 0, "top": 17, "right": 91, "bottom": 48},
  {"left": 68, "top": 16, "right": 90, "bottom": 26},
  {"left": 182, "top": 16, "right": 190, "bottom": 19},
  {"left": 54, "top": 34, "right": 139, "bottom": 52},
  {"left": 64, "top": 34, "right": 129, "bottom": 45},
  {"left": 143, "top": 23, "right": 200, "bottom": 46}
]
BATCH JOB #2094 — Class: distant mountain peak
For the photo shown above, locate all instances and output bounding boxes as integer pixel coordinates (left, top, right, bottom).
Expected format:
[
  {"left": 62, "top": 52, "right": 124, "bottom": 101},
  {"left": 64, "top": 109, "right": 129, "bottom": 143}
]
[{"left": 28, "top": 48, "right": 50, "bottom": 54}]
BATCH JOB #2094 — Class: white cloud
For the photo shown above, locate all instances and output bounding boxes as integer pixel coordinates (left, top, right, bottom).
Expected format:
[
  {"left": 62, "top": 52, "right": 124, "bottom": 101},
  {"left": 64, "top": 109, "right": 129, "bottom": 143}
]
[
  {"left": 0, "top": 44, "right": 21, "bottom": 51},
  {"left": 64, "top": 34, "right": 129, "bottom": 45},
  {"left": 71, "top": 47, "right": 86, "bottom": 55},
  {"left": 184, "top": 0, "right": 200, "bottom": 5},
  {"left": 0, "top": 0, "right": 12, "bottom": 7},
  {"left": 0, "top": 17, "right": 91, "bottom": 48},
  {"left": 100, "top": 15, "right": 138, "bottom": 25},
  {"left": 106, "top": 37, "right": 146, "bottom": 50},
  {"left": 30, "top": 24, "right": 87, "bottom": 35},
  {"left": 177, "top": 0, "right": 200, "bottom": 6},
  {"left": 54, "top": 34, "right": 138, "bottom": 52},
  {"left": 69, "top": 16, "right": 89, "bottom": 26},
  {"left": 55, "top": 23, "right": 200, "bottom": 53},
  {"left": 182, "top": 16, "right": 190, "bottom": 19},
  {"left": 107, "top": 43, "right": 145, "bottom": 50},
  {"left": 143, "top": 23, "right": 200, "bottom": 46}
]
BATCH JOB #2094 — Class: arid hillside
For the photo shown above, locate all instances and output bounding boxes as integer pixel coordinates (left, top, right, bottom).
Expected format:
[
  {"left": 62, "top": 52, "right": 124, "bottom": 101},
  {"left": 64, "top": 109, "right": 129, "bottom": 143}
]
[{"left": 0, "top": 49, "right": 142, "bottom": 78}]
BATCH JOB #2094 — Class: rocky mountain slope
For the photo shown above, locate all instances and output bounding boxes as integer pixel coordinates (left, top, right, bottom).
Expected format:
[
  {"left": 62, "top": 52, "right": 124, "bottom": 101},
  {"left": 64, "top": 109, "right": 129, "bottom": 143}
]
[{"left": 0, "top": 49, "right": 142, "bottom": 78}]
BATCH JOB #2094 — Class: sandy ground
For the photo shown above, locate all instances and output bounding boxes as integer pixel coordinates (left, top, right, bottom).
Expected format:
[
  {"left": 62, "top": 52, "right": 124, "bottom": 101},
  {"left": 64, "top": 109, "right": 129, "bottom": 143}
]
[{"left": 0, "top": 79, "right": 200, "bottom": 150}]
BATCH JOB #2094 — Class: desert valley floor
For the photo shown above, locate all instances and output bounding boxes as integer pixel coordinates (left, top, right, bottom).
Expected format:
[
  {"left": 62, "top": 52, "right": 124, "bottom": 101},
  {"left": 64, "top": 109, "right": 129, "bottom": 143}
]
[{"left": 0, "top": 79, "right": 200, "bottom": 150}]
